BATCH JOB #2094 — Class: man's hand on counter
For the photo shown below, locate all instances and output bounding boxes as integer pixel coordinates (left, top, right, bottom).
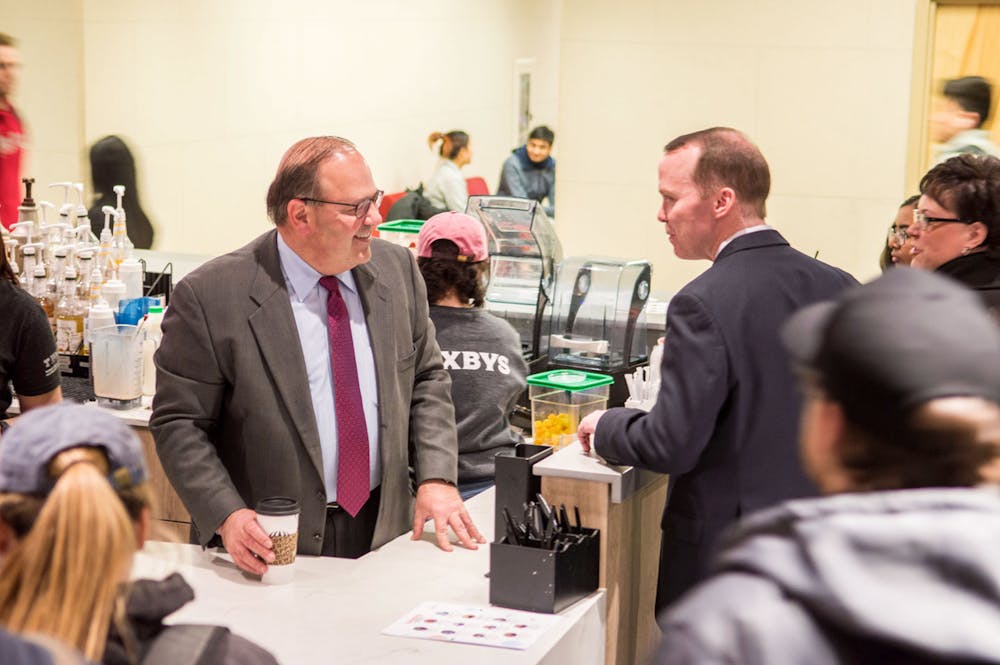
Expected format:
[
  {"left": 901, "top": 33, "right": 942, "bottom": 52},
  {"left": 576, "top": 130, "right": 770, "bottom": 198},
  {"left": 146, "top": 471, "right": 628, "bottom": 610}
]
[
  {"left": 219, "top": 508, "right": 275, "bottom": 575},
  {"left": 577, "top": 409, "right": 606, "bottom": 455},
  {"left": 412, "top": 479, "right": 486, "bottom": 552}
]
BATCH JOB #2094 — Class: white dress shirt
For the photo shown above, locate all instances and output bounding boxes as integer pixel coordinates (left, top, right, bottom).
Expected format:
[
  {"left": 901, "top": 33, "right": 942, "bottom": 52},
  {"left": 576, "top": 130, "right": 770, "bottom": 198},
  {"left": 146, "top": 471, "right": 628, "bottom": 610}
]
[
  {"left": 276, "top": 233, "right": 381, "bottom": 501},
  {"left": 714, "top": 223, "right": 773, "bottom": 259}
]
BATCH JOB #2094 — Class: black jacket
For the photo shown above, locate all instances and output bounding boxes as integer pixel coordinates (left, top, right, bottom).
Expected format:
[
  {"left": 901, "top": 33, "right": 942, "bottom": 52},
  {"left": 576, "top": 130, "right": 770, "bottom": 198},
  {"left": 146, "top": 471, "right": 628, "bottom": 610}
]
[
  {"left": 103, "top": 574, "right": 278, "bottom": 665},
  {"left": 594, "top": 230, "right": 857, "bottom": 609},
  {"left": 936, "top": 250, "right": 1000, "bottom": 316}
]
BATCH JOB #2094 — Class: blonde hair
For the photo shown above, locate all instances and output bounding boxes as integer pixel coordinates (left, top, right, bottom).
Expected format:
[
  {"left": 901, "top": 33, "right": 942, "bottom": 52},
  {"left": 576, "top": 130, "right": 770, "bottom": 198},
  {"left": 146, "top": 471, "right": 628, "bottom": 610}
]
[{"left": 0, "top": 446, "right": 153, "bottom": 660}]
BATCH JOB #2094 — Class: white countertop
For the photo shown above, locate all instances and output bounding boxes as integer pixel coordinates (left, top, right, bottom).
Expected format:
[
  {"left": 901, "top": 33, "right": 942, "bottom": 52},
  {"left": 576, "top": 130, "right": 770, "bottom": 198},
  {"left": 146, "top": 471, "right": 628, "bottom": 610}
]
[
  {"left": 132, "top": 487, "right": 606, "bottom": 665},
  {"left": 8, "top": 395, "right": 151, "bottom": 427}
]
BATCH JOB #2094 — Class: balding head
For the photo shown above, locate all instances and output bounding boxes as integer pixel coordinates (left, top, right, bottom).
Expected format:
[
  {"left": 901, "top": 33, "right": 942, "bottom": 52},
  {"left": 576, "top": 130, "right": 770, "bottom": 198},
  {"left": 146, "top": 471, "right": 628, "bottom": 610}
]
[
  {"left": 664, "top": 127, "right": 770, "bottom": 219},
  {"left": 266, "top": 136, "right": 360, "bottom": 226}
]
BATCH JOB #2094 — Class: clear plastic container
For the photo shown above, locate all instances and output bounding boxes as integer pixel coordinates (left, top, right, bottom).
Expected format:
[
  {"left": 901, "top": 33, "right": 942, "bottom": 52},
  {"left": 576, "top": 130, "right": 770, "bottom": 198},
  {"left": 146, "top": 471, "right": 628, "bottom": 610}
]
[
  {"left": 548, "top": 256, "right": 651, "bottom": 371},
  {"left": 467, "top": 195, "right": 563, "bottom": 363},
  {"left": 376, "top": 219, "right": 423, "bottom": 254},
  {"left": 526, "top": 369, "right": 613, "bottom": 449},
  {"left": 90, "top": 324, "right": 143, "bottom": 409}
]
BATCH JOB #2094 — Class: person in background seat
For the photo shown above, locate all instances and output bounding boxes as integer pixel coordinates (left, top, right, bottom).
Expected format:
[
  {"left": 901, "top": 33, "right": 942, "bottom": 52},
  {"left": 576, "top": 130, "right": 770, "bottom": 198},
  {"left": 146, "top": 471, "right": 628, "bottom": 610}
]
[
  {"left": 497, "top": 125, "right": 556, "bottom": 218},
  {"left": 425, "top": 130, "right": 472, "bottom": 212}
]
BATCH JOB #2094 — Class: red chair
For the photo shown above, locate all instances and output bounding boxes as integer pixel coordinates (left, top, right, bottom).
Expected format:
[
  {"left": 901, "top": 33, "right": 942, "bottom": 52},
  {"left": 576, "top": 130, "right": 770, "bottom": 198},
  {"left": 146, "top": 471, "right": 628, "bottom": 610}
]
[{"left": 466, "top": 177, "right": 490, "bottom": 196}]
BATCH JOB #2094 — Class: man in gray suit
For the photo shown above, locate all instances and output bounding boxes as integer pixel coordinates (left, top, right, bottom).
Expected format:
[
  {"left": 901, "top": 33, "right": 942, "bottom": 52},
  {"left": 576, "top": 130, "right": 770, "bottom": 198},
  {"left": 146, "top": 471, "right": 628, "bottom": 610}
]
[{"left": 151, "top": 136, "right": 484, "bottom": 576}]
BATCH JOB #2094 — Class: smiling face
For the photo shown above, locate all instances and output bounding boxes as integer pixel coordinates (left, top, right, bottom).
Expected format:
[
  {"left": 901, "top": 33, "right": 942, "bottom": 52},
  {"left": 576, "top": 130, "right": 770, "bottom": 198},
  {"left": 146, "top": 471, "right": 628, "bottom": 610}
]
[
  {"left": 284, "top": 151, "right": 382, "bottom": 275},
  {"left": 656, "top": 146, "right": 718, "bottom": 260},
  {"left": 525, "top": 138, "right": 552, "bottom": 164}
]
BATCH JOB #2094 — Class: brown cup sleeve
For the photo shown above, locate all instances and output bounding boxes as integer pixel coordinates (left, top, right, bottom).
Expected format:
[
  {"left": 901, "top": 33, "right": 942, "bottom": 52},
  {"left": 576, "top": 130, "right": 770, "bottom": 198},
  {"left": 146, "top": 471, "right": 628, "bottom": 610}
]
[{"left": 270, "top": 532, "right": 298, "bottom": 565}]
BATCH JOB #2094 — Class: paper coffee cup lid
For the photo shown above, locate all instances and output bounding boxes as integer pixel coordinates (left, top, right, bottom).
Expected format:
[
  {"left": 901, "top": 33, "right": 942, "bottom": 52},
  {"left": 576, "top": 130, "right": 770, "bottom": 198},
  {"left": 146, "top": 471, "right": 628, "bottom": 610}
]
[{"left": 256, "top": 496, "right": 300, "bottom": 515}]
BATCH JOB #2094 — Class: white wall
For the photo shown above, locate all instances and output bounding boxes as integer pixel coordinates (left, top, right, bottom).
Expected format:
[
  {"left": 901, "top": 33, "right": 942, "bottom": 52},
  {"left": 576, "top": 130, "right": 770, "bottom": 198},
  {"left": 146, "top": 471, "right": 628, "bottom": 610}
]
[
  {"left": 80, "top": 0, "right": 562, "bottom": 254},
  {"left": 2, "top": 0, "right": 85, "bottom": 210},
  {"left": 557, "top": 0, "right": 918, "bottom": 294},
  {"left": 4, "top": 0, "right": 920, "bottom": 291}
]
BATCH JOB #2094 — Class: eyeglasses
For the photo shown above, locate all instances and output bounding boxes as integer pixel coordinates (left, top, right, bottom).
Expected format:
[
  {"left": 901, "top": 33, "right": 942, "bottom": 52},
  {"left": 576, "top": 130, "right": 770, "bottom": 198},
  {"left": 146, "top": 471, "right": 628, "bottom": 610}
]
[
  {"left": 887, "top": 224, "right": 911, "bottom": 245},
  {"left": 911, "top": 209, "right": 977, "bottom": 232},
  {"left": 298, "top": 190, "right": 384, "bottom": 219}
]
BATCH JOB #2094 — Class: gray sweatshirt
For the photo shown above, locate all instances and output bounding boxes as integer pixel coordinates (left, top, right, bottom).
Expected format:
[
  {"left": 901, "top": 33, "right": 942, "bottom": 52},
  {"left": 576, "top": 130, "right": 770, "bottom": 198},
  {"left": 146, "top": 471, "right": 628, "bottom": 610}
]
[
  {"left": 656, "top": 487, "right": 1000, "bottom": 664},
  {"left": 429, "top": 306, "right": 528, "bottom": 483}
]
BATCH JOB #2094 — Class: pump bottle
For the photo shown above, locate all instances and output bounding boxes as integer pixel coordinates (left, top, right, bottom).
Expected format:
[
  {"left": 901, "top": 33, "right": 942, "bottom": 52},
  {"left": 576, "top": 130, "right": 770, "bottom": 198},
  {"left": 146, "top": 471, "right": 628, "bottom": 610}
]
[
  {"left": 55, "top": 268, "right": 86, "bottom": 354},
  {"left": 31, "top": 264, "right": 55, "bottom": 334},
  {"left": 111, "top": 186, "right": 129, "bottom": 266},
  {"left": 98, "top": 205, "right": 116, "bottom": 279}
]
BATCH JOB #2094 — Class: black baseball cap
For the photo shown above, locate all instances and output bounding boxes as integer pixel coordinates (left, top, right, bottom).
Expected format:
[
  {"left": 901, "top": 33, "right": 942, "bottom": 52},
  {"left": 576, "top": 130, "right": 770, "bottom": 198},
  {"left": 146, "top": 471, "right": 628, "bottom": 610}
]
[{"left": 781, "top": 268, "right": 1000, "bottom": 436}]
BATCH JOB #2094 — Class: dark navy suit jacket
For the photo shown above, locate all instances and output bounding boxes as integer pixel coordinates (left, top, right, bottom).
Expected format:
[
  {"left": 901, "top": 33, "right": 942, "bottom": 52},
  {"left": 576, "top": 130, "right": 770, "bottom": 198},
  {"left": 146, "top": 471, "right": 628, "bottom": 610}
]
[{"left": 595, "top": 229, "right": 857, "bottom": 610}]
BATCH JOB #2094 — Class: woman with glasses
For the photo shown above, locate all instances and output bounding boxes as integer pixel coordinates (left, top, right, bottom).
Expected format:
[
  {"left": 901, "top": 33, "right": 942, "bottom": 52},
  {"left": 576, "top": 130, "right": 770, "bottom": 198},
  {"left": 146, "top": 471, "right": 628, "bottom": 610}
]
[
  {"left": 909, "top": 154, "right": 1000, "bottom": 314},
  {"left": 879, "top": 195, "right": 919, "bottom": 271},
  {"left": 424, "top": 130, "right": 472, "bottom": 213}
]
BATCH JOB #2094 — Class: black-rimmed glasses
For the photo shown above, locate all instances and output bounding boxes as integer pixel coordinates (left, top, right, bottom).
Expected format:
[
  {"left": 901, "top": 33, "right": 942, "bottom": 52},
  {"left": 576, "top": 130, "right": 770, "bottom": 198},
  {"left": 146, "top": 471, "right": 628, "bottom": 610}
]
[
  {"left": 911, "top": 209, "right": 977, "bottom": 232},
  {"left": 298, "top": 190, "right": 384, "bottom": 219}
]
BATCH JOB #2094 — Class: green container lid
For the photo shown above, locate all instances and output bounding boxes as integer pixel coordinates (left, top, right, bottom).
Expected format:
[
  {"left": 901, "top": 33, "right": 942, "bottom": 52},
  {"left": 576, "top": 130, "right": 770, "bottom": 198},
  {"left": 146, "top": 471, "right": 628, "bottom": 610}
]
[
  {"left": 526, "top": 369, "right": 614, "bottom": 391},
  {"left": 377, "top": 219, "right": 424, "bottom": 234}
]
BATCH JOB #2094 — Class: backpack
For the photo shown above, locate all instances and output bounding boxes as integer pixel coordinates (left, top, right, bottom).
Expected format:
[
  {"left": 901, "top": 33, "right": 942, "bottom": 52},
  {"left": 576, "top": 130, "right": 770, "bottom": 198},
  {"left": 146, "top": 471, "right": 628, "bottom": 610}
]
[
  {"left": 141, "top": 625, "right": 227, "bottom": 665},
  {"left": 386, "top": 184, "right": 446, "bottom": 221}
]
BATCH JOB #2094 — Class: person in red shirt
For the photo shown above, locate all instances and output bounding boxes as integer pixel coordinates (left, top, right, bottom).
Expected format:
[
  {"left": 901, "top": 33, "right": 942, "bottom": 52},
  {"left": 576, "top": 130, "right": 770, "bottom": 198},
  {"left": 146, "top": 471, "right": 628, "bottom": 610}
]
[{"left": 0, "top": 33, "right": 24, "bottom": 231}]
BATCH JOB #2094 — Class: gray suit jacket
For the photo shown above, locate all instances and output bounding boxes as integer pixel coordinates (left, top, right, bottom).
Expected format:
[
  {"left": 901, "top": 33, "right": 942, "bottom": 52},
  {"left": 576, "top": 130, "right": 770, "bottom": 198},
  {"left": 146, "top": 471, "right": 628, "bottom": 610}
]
[{"left": 150, "top": 230, "right": 458, "bottom": 553}]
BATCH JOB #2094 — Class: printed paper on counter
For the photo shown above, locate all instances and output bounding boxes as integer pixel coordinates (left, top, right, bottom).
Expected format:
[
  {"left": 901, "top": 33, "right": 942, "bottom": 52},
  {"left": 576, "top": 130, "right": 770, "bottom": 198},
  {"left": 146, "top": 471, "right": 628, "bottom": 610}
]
[{"left": 382, "top": 601, "right": 563, "bottom": 650}]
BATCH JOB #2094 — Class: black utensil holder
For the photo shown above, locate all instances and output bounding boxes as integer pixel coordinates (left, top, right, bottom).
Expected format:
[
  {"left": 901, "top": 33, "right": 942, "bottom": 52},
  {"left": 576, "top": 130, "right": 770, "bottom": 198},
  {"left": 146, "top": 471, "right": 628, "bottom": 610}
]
[
  {"left": 493, "top": 443, "right": 553, "bottom": 539},
  {"left": 489, "top": 527, "right": 600, "bottom": 614}
]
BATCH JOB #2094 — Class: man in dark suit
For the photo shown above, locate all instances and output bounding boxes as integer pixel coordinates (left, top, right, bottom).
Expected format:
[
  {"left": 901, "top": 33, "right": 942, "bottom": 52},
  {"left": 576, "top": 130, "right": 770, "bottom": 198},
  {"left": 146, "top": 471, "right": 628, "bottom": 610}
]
[
  {"left": 151, "top": 136, "right": 484, "bottom": 577},
  {"left": 578, "top": 127, "right": 857, "bottom": 612}
]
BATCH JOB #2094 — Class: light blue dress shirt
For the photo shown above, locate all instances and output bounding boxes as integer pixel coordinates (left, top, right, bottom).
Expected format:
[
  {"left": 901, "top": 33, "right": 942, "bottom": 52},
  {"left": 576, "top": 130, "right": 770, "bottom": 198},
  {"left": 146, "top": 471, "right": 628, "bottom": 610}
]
[{"left": 276, "top": 233, "right": 381, "bottom": 501}]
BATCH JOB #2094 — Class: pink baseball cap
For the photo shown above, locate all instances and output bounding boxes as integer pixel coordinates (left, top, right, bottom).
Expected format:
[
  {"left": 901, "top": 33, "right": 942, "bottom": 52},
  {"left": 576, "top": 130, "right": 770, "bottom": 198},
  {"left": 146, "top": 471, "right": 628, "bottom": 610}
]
[{"left": 417, "top": 211, "right": 489, "bottom": 262}]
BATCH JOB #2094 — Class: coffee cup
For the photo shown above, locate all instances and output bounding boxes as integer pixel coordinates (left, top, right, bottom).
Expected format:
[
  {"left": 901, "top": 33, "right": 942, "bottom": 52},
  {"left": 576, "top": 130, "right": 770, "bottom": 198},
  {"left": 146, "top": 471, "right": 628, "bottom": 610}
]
[{"left": 255, "top": 497, "right": 299, "bottom": 584}]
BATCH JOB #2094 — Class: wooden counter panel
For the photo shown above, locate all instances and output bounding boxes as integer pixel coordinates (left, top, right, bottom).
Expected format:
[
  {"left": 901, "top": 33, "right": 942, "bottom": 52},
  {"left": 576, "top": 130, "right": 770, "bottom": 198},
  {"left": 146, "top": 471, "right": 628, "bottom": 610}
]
[
  {"left": 133, "top": 426, "right": 191, "bottom": 526},
  {"left": 541, "top": 474, "right": 667, "bottom": 665}
]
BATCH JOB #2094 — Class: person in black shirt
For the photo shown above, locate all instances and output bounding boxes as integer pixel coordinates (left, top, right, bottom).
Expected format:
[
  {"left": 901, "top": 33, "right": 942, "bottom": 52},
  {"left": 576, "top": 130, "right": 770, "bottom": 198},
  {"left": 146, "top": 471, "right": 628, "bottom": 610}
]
[{"left": 0, "top": 241, "right": 60, "bottom": 425}]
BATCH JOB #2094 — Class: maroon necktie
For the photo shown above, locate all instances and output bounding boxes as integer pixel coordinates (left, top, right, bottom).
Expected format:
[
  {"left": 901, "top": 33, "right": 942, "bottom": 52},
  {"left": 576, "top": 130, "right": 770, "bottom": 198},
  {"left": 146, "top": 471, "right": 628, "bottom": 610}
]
[{"left": 319, "top": 276, "right": 370, "bottom": 517}]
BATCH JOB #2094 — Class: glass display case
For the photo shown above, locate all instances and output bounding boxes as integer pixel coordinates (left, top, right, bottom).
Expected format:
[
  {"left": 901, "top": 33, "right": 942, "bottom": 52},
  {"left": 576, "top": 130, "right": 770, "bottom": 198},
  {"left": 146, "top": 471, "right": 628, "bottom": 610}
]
[
  {"left": 465, "top": 195, "right": 563, "bottom": 366},
  {"left": 547, "top": 257, "right": 652, "bottom": 372}
]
